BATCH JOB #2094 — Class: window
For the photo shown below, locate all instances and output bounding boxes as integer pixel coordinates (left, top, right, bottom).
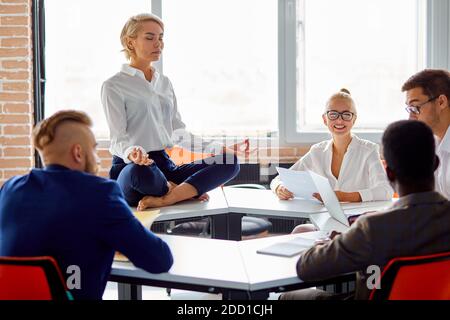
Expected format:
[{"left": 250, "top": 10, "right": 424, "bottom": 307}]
[
  {"left": 40, "top": 0, "right": 448, "bottom": 145},
  {"left": 162, "top": 0, "right": 278, "bottom": 136},
  {"left": 283, "top": 0, "right": 426, "bottom": 143},
  {"left": 44, "top": 0, "right": 151, "bottom": 138}
]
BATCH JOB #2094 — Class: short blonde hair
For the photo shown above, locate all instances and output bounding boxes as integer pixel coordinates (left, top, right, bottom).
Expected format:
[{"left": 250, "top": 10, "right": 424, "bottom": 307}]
[
  {"left": 33, "top": 110, "right": 92, "bottom": 151},
  {"left": 325, "top": 88, "right": 357, "bottom": 114},
  {"left": 120, "top": 13, "right": 164, "bottom": 60}
]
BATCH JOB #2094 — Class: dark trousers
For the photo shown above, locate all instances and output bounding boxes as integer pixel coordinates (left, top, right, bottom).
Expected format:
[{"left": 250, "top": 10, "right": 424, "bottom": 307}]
[{"left": 110, "top": 150, "right": 240, "bottom": 206}]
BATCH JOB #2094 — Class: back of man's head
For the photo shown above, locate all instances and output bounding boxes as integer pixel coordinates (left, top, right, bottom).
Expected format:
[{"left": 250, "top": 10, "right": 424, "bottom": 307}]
[
  {"left": 33, "top": 110, "right": 96, "bottom": 172},
  {"left": 382, "top": 120, "right": 436, "bottom": 186},
  {"left": 33, "top": 110, "right": 92, "bottom": 151}
]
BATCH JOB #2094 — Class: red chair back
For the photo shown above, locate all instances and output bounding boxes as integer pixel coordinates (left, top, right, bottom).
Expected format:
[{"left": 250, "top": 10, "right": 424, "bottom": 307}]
[
  {"left": 370, "top": 251, "right": 450, "bottom": 300},
  {"left": 0, "top": 256, "right": 70, "bottom": 300}
]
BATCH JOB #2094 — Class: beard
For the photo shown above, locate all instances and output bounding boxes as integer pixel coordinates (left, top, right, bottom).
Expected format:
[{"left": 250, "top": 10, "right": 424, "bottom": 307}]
[{"left": 85, "top": 154, "right": 99, "bottom": 175}]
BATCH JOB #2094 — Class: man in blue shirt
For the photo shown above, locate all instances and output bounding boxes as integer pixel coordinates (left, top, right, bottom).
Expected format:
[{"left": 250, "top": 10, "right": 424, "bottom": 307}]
[{"left": 0, "top": 110, "right": 173, "bottom": 299}]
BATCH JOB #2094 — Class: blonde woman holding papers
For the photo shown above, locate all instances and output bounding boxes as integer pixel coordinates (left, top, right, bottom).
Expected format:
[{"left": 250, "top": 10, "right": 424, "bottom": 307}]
[{"left": 271, "top": 89, "right": 393, "bottom": 204}]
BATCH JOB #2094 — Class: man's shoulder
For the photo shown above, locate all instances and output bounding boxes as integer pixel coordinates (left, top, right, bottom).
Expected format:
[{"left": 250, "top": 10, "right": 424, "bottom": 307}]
[
  {"left": 75, "top": 172, "right": 122, "bottom": 194},
  {"left": 349, "top": 207, "right": 405, "bottom": 235},
  {"left": 38, "top": 169, "right": 122, "bottom": 197},
  {"left": 0, "top": 173, "right": 29, "bottom": 192}
]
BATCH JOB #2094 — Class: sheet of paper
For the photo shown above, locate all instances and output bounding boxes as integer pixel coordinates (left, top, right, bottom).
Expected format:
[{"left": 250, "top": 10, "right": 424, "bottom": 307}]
[
  {"left": 131, "top": 209, "right": 160, "bottom": 229},
  {"left": 114, "top": 252, "right": 129, "bottom": 262},
  {"left": 276, "top": 167, "right": 319, "bottom": 201}
]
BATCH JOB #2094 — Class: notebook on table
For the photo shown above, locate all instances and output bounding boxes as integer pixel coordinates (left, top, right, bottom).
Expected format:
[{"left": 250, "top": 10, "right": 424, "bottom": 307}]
[{"left": 256, "top": 236, "right": 317, "bottom": 257}]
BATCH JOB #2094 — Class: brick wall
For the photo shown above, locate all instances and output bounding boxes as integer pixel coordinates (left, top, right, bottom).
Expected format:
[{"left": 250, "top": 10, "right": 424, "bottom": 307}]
[{"left": 0, "top": 0, "right": 33, "bottom": 186}]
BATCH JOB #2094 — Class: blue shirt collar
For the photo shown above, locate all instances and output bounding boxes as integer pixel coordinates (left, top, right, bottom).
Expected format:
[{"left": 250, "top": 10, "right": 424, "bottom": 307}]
[{"left": 44, "top": 164, "right": 72, "bottom": 171}]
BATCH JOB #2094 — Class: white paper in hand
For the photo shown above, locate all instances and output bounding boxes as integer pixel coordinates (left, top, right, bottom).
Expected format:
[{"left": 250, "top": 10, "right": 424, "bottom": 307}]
[{"left": 276, "top": 167, "right": 319, "bottom": 200}]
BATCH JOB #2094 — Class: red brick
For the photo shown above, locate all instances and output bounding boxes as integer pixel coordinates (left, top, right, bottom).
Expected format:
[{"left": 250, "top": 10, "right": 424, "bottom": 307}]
[
  {"left": 0, "top": 92, "right": 28, "bottom": 102},
  {"left": 1, "top": 37, "right": 28, "bottom": 47},
  {"left": 0, "top": 16, "right": 27, "bottom": 25},
  {"left": 0, "top": 27, "right": 28, "bottom": 36},
  {"left": 97, "top": 149, "right": 112, "bottom": 158},
  {"left": 2, "top": 81, "right": 29, "bottom": 92},
  {"left": 3, "top": 125, "right": 30, "bottom": 135},
  {"left": 3, "top": 103, "right": 30, "bottom": 113},
  {"left": 0, "top": 136, "right": 30, "bottom": 146},
  {"left": 0, "top": 158, "right": 32, "bottom": 168},
  {"left": 0, "top": 70, "right": 29, "bottom": 80},
  {"left": 295, "top": 146, "right": 310, "bottom": 156},
  {"left": 2, "top": 60, "right": 28, "bottom": 69},
  {"left": 0, "top": 0, "right": 28, "bottom": 3},
  {"left": 0, "top": 114, "right": 29, "bottom": 124},
  {"left": 3, "top": 147, "right": 32, "bottom": 157},
  {"left": 100, "top": 159, "right": 112, "bottom": 169},
  {"left": 97, "top": 171, "right": 109, "bottom": 178},
  {"left": 3, "top": 169, "right": 30, "bottom": 179},
  {"left": 0, "top": 4, "right": 27, "bottom": 14}
]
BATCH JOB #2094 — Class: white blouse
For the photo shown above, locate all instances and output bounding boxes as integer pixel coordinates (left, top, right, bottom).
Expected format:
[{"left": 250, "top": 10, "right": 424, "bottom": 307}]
[
  {"left": 270, "top": 135, "right": 394, "bottom": 202},
  {"left": 436, "top": 127, "right": 450, "bottom": 199},
  {"left": 101, "top": 64, "right": 223, "bottom": 163}
]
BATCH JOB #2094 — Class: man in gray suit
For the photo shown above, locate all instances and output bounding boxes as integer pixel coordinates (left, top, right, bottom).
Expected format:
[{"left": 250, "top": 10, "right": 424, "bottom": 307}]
[{"left": 281, "top": 120, "right": 450, "bottom": 300}]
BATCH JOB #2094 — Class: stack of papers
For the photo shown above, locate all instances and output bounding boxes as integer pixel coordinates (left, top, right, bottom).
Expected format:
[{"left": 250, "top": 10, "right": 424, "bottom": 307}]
[{"left": 276, "top": 167, "right": 319, "bottom": 201}]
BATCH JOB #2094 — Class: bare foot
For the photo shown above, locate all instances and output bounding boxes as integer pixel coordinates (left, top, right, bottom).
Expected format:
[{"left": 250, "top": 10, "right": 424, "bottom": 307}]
[
  {"left": 137, "top": 195, "right": 165, "bottom": 211},
  {"left": 198, "top": 193, "right": 209, "bottom": 202}
]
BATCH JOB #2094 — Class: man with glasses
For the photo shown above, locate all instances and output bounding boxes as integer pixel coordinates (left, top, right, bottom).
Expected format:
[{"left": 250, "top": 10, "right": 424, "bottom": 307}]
[{"left": 402, "top": 69, "right": 450, "bottom": 198}]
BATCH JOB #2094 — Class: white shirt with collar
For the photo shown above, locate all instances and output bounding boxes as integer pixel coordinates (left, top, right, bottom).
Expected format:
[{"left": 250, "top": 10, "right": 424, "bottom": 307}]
[
  {"left": 101, "top": 64, "right": 223, "bottom": 163},
  {"left": 270, "top": 135, "right": 394, "bottom": 202},
  {"left": 436, "top": 126, "right": 450, "bottom": 199}
]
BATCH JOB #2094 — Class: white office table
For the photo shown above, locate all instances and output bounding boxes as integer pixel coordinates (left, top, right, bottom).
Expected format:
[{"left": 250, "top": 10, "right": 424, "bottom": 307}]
[
  {"left": 223, "top": 187, "right": 327, "bottom": 218},
  {"left": 111, "top": 235, "right": 249, "bottom": 299},
  {"left": 110, "top": 234, "right": 354, "bottom": 300},
  {"left": 144, "top": 187, "right": 395, "bottom": 240},
  {"left": 143, "top": 188, "right": 231, "bottom": 239},
  {"left": 223, "top": 187, "right": 329, "bottom": 240},
  {"left": 155, "top": 188, "right": 229, "bottom": 221},
  {"left": 238, "top": 233, "right": 316, "bottom": 291}
]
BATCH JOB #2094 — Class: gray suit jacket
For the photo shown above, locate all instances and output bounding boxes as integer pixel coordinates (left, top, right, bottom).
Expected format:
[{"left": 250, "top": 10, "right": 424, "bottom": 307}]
[{"left": 297, "top": 191, "right": 450, "bottom": 299}]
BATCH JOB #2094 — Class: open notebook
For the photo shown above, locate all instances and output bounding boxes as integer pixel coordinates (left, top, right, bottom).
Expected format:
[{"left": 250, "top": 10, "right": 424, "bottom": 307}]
[
  {"left": 114, "top": 209, "right": 160, "bottom": 262},
  {"left": 256, "top": 236, "right": 317, "bottom": 258}
]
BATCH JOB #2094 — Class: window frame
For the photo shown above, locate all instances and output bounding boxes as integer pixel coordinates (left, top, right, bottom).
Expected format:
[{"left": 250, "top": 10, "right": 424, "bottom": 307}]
[
  {"left": 278, "top": 0, "right": 439, "bottom": 145},
  {"left": 34, "top": 0, "right": 450, "bottom": 148}
]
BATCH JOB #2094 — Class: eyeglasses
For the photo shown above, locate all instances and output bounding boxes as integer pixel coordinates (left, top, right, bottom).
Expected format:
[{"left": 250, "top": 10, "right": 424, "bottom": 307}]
[
  {"left": 325, "top": 110, "right": 355, "bottom": 121},
  {"left": 405, "top": 96, "right": 438, "bottom": 115}
]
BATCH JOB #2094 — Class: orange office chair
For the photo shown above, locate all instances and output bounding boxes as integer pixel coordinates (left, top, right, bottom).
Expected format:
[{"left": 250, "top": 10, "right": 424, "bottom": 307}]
[
  {"left": 369, "top": 251, "right": 450, "bottom": 300},
  {"left": 0, "top": 256, "right": 72, "bottom": 300}
]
